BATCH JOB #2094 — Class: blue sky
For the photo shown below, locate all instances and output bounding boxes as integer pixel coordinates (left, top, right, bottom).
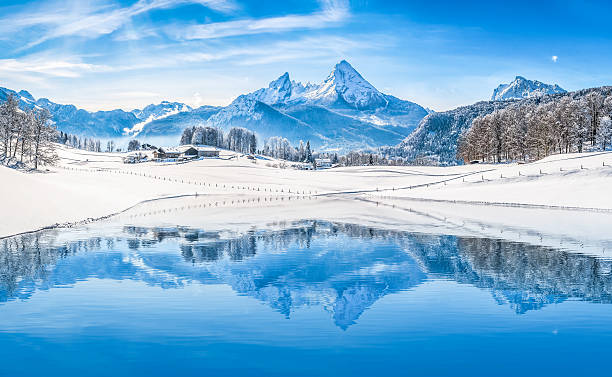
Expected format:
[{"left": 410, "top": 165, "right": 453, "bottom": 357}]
[{"left": 0, "top": 0, "right": 611, "bottom": 111}]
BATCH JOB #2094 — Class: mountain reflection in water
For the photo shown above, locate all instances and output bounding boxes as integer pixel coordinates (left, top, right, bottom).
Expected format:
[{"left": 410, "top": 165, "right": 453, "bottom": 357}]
[{"left": 1, "top": 220, "right": 611, "bottom": 328}]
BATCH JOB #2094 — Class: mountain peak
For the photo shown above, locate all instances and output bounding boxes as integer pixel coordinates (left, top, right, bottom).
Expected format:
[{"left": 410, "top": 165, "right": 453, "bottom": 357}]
[
  {"left": 269, "top": 72, "right": 291, "bottom": 89},
  {"left": 492, "top": 76, "right": 566, "bottom": 101},
  {"left": 304, "top": 60, "right": 387, "bottom": 110},
  {"left": 18, "top": 90, "right": 35, "bottom": 102},
  {"left": 328, "top": 60, "right": 369, "bottom": 85},
  {"left": 243, "top": 72, "right": 296, "bottom": 105},
  {"left": 335, "top": 59, "right": 355, "bottom": 71}
]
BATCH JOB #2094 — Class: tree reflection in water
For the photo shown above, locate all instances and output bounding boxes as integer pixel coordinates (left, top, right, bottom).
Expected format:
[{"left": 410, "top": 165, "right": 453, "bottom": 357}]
[{"left": 1, "top": 221, "right": 611, "bottom": 327}]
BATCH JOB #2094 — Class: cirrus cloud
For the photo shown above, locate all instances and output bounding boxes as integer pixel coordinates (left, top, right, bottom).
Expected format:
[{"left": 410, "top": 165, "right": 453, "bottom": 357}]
[{"left": 171, "top": 0, "right": 350, "bottom": 40}]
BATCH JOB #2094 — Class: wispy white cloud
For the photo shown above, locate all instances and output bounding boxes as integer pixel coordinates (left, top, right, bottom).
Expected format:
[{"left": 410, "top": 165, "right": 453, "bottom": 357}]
[
  {"left": 0, "top": 0, "right": 239, "bottom": 50},
  {"left": 104, "top": 34, "right": 382, "bottom": 73},
  {"left": 113, "top": 25, "right": 160, "bottom": 41},
  {"left": 172, "top": 0, "right": 350, "bottom": 40},
  {"left": 0, "top": 57, "right": 109, "bottom": 78},
  {"left": 552, "top": 55, "right": 559, "bottom": 63}
]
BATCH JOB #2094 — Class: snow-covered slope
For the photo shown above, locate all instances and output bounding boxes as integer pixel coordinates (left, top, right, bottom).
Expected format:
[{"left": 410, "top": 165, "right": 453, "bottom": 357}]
[
  {"left": 247, "top": 72, "right": 316, "bottom": 105},
  {"left": 204, "top": 60, "right": 428, "bottom": 150},
  {"left": 137, "top": 105, "right": 221, "bottom": 137},
  {"left": 0, "top": 86, "right": 199, "bottom": 138},
  {"left": 126, "top": 101, "right": 192, "bottom": 136},
  {"left": 394, "top": 101, "right": 513, "bottom": 165},
  {"left": 491, "top": 76, "right": 566, "bottom": 101},
  {"left": 395, "top": 86, "right": 611, "bottom": 165},
  {"left": 300, "top": 60, "right": 388, "bottom": 110}
]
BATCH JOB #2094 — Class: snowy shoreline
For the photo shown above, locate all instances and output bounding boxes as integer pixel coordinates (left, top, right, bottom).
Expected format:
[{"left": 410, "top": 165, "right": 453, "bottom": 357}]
[{"left": 2, "top": 145, "right": 612, "bottom": 239}]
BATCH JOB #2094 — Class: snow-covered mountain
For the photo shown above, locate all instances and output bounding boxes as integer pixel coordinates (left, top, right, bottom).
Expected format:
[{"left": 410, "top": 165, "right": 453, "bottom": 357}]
[
  {"left": 300, "top": 60, "right": 388, "bottom": 110},
  {"left": 0, "top": 60, "right": 428, "bottom": 150},
  {"left": 136, "top": 105, "right": 222, "bottom": 137},
  {"left": 0, "top": 86, "right": 206, "bottom": 138},
  {"left": 394, "top": 86, "right": 610, "bottom": 165},
  {"left": 491, "top": 76, "right": 566, "bottom": 101},
  {"left": 126, "top": 101, "right": 192, "bottom": 136},
  {"left": 1, "top": 87, "right": 141, "bottom": 137},
  {"left": 204, "top": 60, "right": 429, "bottom": 150},
  {"left": 247, "top": 72, "right": 317, "bottom": 105}
]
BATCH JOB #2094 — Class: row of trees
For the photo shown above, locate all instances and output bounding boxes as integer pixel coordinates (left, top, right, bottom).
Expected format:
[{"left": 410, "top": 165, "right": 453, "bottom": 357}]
[
  {"left": 180, "top": 126, "right": 257, "bottom": 154},
  {"left": 262, "top": 137, "right": 314, "bottom": 162},
  {"left": 0, "top": 95, "right": 57, "bottom": 169},
  {"left": 458, "top": 92, "right": 612, "bottom": 162},
  {"left": 180, "top": 125, "right": 320, "bottom": 162},
  {"left": 57, "top": 131, "right": 113, "bottom": 153},
  {"left": 179, "top": 124, "right": 415, "bottom": 166},
  {"left": 318, "top": 151, "right": 412, "bottom": 166}
]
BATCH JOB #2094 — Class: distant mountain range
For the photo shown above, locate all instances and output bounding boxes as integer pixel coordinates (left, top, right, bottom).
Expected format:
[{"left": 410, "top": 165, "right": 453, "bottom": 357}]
[
  {"left": 0, "top": 87, "right": 196, "bottom": 138},
  {"left": 0, "top": 69, "right": 578, "bottom": 155},
  {"left": 0, "top": 60, "right": 429, "bottom": 151},
  {"left": 491, "top": 76, "right": 566, "bottom": 101}
]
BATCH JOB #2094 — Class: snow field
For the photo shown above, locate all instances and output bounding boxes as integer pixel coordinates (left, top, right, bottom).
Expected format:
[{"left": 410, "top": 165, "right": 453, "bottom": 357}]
[{"left": 2, "top": 145, "right": 612, "bottom": 238}]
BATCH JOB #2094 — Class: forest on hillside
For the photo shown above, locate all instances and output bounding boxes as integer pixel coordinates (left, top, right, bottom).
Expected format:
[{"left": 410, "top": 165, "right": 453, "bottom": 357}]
[
  {"left": 457, "top": 91, "right": 612, "bottom": 162},
  {"left": 393, "top": 87, "right": 612, "bottom": 165}
]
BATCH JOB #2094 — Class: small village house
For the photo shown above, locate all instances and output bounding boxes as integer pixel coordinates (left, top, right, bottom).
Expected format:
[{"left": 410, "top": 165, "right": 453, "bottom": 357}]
[
  {"left": 314, "top": 158, "right": 332, "bottom": 169},
  {"left": 153, "top": 145, "right": 220, "bottom": 160}
]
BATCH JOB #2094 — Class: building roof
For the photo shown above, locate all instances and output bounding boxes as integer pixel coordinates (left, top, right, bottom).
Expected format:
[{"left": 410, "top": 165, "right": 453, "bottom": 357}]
[
  {"left": 156, "top": 145, "right": 221, "bottom": 156},
  {"left": 176, "top": 144, "right": 220, "bottom": 152}
]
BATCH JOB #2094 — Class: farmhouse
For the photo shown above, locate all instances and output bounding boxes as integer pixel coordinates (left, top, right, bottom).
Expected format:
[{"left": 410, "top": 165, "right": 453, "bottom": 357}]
[
  {"left": 180, "top": 145, "right": 220, "bottom": 158},
  {"left": 181, "top": 147, "right": 199, "bottom": 158},
  {"left": 314, "top": 158, "right": 332, "bottom": 169},
  {"left": 153, "top": 145, "right": 220, "bottom": 160},
  {"left": 122, "top": 153, "right": 147, "bottom": 164},
  {"left": 153, "top": 148, "right": 181, "bottom": 159}
]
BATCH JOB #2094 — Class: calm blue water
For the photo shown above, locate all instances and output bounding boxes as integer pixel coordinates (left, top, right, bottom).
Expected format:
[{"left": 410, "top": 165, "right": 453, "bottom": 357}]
[{"left": 1, "top": 220, "right": 611, "bottom": 376}]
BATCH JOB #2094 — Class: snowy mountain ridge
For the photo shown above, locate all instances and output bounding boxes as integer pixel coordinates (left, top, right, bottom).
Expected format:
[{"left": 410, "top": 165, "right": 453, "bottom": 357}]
[
  {"left": 203, "top": 60, "right": 429, "bottom": 150},
  {"left": 492, "top": 76, "right": 566, "bottom": 101},
  {"left": 242, "top": 60, "right": 390, "bottom": 110},
  {"left": 125, "top": 101, "right": 193, "bottom": 136},
  {"left": 1, "top": 60, "right": 428, "bottom": 150},
  {"left": 247, "top": 72, "right": 317, "bottom": 105},
  {"left": 300, "top": 60, "right": 388, "bottom": 110},
  {"left": 0, "top": 86, "right": 199, "bottom": 138}
]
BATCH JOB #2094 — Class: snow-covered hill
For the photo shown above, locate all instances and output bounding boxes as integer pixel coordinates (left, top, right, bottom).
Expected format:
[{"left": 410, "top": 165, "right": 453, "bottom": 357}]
[
  {"left": 491, "top": 76, "right": 566, "bottom": 101},
  {"left": 395, "top": 86, "right": 612, "bottom": 165},
  {"left": 394, "top": 101, "right": 514, "bottom": 165}
]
